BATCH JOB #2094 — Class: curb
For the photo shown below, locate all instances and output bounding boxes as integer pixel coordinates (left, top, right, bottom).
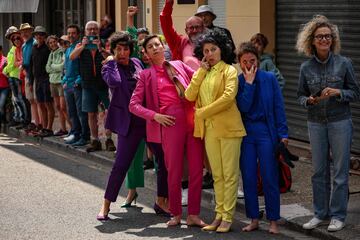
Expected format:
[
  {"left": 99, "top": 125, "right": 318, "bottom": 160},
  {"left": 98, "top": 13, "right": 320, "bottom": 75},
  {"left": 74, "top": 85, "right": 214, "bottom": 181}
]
[{"left": 7, "top": 127, "right": 351, "bottom": 240}]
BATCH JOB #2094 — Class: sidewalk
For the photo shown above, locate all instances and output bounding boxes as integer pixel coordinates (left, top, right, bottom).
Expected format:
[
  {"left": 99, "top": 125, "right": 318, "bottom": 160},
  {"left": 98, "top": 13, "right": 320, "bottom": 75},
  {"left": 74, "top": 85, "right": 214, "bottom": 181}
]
[{"left": 6, "top": 122, "right": 360, "bottom": 240}]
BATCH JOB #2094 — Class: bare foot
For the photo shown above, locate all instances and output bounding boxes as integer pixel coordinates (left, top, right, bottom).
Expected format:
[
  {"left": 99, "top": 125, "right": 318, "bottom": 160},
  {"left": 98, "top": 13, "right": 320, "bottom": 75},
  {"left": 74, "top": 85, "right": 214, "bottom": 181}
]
[
  {"left": 242, "top": 219, "right": 259, "bottom": 232},
  {"left": 269, "top": 221, "right": 279, "bottom": 234},
  {"left": 167, "top": 215, "right": 181, "bottom": 226},
  {"left": 186, "top": 215, "right": 207, "bottom": 227}
]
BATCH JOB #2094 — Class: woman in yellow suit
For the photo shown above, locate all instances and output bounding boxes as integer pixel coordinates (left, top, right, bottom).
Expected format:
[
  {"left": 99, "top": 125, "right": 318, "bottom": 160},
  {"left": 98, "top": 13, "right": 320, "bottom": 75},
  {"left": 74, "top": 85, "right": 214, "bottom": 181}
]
[{"left": 185, "top": 29, "right": 246, "bottom": 233}]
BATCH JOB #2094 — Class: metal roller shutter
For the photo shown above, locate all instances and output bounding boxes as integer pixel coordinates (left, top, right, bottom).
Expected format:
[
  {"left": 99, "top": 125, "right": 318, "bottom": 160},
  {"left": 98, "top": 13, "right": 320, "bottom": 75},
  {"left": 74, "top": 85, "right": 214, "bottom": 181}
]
[
  {"left": 157, "top": 0, "right": 165, "bottom": 34},
  {"left": 208, "top": 0, "right": 226, "bottom": 28},
  {"left": 276, "top": 0, "right": 360, "bottom": 152}
]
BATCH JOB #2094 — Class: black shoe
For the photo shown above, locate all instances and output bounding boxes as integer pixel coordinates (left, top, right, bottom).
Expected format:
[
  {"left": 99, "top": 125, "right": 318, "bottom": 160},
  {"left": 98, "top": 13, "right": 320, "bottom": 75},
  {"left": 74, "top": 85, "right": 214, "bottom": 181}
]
[
  {"left": 143, "top": 159, "right": 154, "bottom": 170},
  {"left": 202, "top": 172, "right": 214, "bottom": 189},
  {"left": 105, "top": 138, "right": 116, "bottom": 151},
  {"left": 16, "top": 123, "right": 27, "bottom": 130},
  {"left": 8, "top": 121, "right": 21, "bottom": 127},
  {"left": 86, "top": 139, "right": 102, "bottom": 152},
  {"left": 38, "top": 129, "right": 54, "bottom": 138}
]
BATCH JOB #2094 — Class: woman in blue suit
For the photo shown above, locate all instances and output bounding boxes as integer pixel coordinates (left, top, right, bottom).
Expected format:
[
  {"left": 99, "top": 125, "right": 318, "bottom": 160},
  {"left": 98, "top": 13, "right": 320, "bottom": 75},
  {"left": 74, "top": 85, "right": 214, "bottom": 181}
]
[{"left": 236, "top": 42, "right": 288, "bottom": 234}]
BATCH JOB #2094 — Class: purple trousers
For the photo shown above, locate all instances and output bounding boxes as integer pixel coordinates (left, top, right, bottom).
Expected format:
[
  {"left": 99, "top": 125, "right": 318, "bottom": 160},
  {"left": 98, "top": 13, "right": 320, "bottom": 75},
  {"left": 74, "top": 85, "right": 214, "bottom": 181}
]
[
  {"left": 104, "top": 118, "right": 168, "bottom": 202},
  {"left": 147, "top": 142, "right": 168, "bottom": 198}
]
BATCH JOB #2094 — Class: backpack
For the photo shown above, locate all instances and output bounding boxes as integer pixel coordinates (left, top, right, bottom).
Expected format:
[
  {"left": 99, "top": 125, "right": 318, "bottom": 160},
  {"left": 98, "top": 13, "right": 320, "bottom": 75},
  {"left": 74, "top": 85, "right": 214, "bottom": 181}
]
[{"left": 257, "top": 148, "right": 292, "bottom": 195}]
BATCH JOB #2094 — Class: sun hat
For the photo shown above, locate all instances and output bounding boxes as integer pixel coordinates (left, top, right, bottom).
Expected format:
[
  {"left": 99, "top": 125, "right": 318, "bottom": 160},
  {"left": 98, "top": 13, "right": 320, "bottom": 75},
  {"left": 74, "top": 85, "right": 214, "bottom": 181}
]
[
  {"left": 19, "top": 23, "right": 34, "bottom": 31},
  {"left": 195, "top": 5, "right": 217, "bottom": 19},
  {"left": 5, "top": 26, "right": 20, "bottom": 39},
  {"left": 33, "top": 26, "right": 47, "bottom": 34}
]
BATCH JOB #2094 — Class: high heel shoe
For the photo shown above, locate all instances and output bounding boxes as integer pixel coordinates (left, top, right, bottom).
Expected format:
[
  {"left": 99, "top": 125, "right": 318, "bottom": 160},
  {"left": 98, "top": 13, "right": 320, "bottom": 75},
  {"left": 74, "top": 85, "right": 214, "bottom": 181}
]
[
  {"left": 121, "top": 192, "right": 138, "bottom": 208},
  {"left": 96, "top": 208, "right": 110, "bottom": 221},
  {"left": 216, "top": 221, "right": 232, "bottom": 233},
  {"left": 153, "top": 203, "right": 171, "bottom": 217}
]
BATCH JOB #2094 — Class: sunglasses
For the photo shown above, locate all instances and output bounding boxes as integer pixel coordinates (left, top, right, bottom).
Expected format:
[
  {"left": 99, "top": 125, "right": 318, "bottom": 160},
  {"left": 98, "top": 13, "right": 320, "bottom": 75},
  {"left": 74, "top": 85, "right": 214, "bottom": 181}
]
[
  {"left": 35, "top": 32, "right": 46, "bottom": 37},
  {"left": 11, "top": 36, "right": 21, "bottom": 41},
  {"left": 60, "top": 40, "right": 70, "bottom": 45}
]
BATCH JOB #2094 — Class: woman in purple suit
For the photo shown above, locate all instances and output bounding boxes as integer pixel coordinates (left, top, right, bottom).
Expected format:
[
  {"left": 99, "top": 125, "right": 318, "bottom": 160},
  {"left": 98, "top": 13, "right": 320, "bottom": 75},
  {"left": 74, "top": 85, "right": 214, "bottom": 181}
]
[{"left": 97, "top": 32, "right": 168, "bottom": 220}]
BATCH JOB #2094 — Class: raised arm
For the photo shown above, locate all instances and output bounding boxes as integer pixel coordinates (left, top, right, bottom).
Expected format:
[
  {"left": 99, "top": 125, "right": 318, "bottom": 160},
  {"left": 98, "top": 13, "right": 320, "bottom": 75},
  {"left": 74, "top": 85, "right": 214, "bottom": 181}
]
[
  {"left": 185, "top": 67, "right": 207, "bottom": 101},
  {"left": 101, "top": 58, "right": 123, "bottom": 88},
  {"left": 160, "top": 0, "right": 182, "bottom": 56}
]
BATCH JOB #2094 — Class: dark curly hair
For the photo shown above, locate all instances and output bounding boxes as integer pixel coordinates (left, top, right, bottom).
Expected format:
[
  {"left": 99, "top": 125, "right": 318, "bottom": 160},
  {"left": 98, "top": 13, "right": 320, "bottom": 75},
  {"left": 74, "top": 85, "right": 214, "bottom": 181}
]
[
  {"left": 193, "top": 29, "right": 234, "bottom": 65},
  {"left": 108, "top": 31, "right": 134, "bottom": 55}
]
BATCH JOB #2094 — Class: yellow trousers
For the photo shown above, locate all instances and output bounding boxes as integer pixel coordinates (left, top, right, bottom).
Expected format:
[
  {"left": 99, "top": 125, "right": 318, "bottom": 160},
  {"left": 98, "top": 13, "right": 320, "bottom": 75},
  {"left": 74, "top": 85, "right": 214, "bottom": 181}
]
[{"left": 205, "top": 128, "right": 242, "bottom": 223}]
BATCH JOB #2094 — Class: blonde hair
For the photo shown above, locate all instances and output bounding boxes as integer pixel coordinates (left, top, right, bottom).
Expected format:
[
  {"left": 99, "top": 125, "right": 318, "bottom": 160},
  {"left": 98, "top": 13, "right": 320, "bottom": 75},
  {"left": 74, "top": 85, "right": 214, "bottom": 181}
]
[{"left": 296, "top": 15, "right": 341, "bottom": 57}]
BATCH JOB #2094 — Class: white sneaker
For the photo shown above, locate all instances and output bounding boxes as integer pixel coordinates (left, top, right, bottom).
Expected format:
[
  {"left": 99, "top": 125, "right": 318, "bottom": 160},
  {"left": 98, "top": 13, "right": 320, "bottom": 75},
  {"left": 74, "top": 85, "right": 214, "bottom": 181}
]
[
  {"left": 237, "top": 190, "right": 244, "bottom": 199},
  {"left": 181, "top": 188, "right": 188, "bottom": 206},
  {"left": 303, "top": 217, "right": 323, "bottom": 230},
  {"left": 327, "top": 219, "right": 345, "bottom": 232},
  {"left": 63, "top": 134, "right": 75, "bottom": 142}
]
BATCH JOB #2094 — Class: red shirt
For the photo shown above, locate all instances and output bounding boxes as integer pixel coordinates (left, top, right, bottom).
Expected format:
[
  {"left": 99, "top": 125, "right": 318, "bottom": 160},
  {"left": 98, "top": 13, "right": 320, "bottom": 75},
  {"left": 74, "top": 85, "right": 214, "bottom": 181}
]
[{"left": 0, "top": 55, "right": 9, "bottom": 88}]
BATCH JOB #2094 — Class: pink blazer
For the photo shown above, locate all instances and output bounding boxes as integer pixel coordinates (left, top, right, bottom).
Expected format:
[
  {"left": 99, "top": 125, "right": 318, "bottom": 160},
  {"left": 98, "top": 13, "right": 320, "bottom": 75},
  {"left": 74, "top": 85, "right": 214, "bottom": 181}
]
[{"left": 129, "top": 60, "right": 195, "bottom": 143}]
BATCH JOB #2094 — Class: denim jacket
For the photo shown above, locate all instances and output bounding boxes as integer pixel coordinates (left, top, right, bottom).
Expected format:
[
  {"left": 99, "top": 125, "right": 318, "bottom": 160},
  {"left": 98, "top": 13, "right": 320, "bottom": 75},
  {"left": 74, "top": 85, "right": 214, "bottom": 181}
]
[{"left": 297, "top": 52, "right": 360, "bottom": 123}]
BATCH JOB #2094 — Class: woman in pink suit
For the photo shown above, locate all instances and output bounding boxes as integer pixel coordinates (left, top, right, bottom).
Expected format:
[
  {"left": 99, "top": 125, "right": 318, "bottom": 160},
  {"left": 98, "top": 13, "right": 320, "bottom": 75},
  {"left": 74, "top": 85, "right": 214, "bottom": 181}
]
[{"left": 129, "top": 35, "right": 206, "bottom": 227}]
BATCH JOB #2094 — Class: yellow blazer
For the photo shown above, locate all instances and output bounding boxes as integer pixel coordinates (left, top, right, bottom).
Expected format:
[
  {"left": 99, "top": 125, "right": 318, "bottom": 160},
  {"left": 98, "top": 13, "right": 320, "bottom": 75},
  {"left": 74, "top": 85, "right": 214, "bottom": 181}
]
[{"left": 185, "top": 61, "right": 246, "bottom": 139}]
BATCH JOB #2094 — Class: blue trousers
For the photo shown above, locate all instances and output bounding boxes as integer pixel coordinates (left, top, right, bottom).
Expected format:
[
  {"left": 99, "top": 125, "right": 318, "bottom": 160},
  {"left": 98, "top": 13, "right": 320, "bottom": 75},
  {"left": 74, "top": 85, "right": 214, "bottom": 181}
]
[
  {"left": 64, "top": 87, "right": 89, "bottom": 140},
  {"left": 0, "top": 88, "right": 9, "bottom": 122},
  {"left": 8, "top": 77, "right": 28, "bottom": 123},
  {"left": 240, "top": 121, "right": 280, "bottom": 221}
]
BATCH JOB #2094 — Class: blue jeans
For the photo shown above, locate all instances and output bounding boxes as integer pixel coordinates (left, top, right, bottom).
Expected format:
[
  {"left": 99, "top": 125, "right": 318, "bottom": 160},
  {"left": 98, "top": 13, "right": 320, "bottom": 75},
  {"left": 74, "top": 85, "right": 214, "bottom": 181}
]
[
  {"left": 308, "top": 119, "right": 353, "bottom": 222},
  {"left": 64, "top": 87, "right": 89, "bottom": 140},
  {"left": 8, "top": 77, "right": 28, "bottom": 122},
  {"left": 0, "top": 88, "right": 9, "bottom": 122}
]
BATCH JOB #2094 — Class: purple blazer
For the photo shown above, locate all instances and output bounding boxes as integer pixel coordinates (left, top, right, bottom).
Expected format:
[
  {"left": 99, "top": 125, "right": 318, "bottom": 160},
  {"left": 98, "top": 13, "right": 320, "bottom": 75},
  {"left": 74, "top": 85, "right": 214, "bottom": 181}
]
[{"left": 101, "top": 57, "right": 144, "bottom": 136}]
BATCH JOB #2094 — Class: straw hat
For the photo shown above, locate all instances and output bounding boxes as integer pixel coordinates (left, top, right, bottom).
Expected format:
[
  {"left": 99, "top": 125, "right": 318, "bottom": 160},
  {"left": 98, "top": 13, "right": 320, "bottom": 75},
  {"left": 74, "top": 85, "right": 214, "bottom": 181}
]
[{"left": 19, "top": 23, "right": 34, "bottom": 31}]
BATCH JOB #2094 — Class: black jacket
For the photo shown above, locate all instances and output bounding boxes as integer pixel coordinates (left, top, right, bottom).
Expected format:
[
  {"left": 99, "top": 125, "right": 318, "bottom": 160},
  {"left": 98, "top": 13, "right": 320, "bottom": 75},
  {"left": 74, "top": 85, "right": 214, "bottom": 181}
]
[
  {"left": 29, "top": 43, "right": 50, "bottom": 85},
  {"left": 79, "top": 48, "right": 107, "bottom": 90}
]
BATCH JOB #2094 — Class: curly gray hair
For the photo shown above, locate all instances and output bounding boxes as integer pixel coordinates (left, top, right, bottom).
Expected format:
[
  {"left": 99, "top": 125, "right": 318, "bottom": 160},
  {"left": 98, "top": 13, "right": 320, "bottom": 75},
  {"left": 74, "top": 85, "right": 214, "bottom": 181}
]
[{"left": 296, "top": 15, "right": 341, "bottom": 57}]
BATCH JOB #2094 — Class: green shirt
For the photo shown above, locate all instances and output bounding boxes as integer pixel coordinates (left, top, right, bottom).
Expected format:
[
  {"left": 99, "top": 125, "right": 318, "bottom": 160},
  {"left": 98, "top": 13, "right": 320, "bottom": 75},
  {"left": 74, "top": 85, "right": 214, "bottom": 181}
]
[{"left": 46, "top": 48, "right": 64, "bottom": 84}]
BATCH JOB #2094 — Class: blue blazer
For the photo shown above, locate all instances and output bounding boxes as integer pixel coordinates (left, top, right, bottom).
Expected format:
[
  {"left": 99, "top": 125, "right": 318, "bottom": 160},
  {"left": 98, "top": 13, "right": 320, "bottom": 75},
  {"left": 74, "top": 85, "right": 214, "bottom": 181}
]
[
  {"left": 101, "top": 57, "right": 145, "bottom": 136},
  {"left": 236, "top": 70, "right": 288, "bottom": 147}
]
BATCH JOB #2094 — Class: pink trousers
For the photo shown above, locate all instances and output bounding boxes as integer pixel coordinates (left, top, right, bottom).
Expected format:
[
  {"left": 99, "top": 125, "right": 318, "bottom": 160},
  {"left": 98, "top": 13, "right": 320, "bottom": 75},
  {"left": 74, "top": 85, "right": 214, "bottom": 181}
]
[{"left": 161, "top": 104, "right": 204, "bottom": 216}]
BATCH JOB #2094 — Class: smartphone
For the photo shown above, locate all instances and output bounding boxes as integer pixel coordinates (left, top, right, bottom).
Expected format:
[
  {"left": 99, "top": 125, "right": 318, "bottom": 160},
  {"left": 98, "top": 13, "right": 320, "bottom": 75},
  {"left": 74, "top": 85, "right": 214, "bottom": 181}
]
[
  {"left": 85, "top": 35, "right": 98, "bottom": 50},
  {"left": 311, "top": 89, "right": 322, "bottom": 97}
]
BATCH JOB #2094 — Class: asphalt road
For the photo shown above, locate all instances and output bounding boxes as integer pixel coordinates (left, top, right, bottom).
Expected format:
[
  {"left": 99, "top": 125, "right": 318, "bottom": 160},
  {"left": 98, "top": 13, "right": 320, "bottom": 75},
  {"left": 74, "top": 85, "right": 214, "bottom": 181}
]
[{"left": 0, "top": 134, "right": 316, "bottom": 240}]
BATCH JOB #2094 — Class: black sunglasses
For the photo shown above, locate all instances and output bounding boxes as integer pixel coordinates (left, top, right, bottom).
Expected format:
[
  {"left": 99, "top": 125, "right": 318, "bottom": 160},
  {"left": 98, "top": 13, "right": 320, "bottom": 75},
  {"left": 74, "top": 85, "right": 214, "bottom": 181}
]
[
  {"left": 35, "top": 32, "right": 46, "bottom": 36},
  {"left": 11, "top": 36, "right": 21, "bottom": 41}
]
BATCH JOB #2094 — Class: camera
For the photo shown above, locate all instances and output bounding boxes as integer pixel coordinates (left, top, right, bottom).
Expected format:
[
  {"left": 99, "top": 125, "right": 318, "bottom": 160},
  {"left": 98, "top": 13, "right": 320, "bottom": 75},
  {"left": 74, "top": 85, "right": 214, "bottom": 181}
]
[{"left": 85, "top": 35, "right": 98, "bottom": 49}]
